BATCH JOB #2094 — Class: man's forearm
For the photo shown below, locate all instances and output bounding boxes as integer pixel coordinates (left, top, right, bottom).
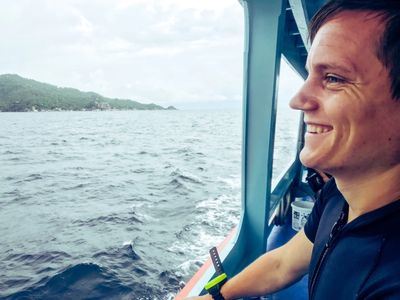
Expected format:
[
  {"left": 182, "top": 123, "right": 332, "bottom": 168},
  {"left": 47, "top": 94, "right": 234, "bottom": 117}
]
[
  {"left": 185, "top": 230, "right": 312, "bottom": 300},
  {"left": 220, "top": 247, "right": 296, "bottom": 299}
]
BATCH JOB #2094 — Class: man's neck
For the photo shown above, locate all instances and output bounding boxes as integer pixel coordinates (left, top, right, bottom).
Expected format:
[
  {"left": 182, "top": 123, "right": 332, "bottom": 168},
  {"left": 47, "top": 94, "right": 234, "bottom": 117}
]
[{"left": 334, "top": 165, "right": 400, "bottom": 223}]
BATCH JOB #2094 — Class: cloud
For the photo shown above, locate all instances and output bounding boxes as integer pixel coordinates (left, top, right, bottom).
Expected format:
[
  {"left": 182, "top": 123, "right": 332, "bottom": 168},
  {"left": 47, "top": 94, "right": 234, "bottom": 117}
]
[
  {"left": 115, "top": 0, "right": 236, "bottom": 12},
  {"left": 0, "top": 0, "right": 246, "bottom": 108},
  {"left": 76, "top": 15, "right": 94, "bottom": 36}
]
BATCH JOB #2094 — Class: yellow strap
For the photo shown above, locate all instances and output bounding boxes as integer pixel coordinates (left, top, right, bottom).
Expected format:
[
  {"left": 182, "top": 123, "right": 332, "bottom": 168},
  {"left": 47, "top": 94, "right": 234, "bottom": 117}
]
[{"left": 204, "top": 273, "right": 227, "bottom": 290}]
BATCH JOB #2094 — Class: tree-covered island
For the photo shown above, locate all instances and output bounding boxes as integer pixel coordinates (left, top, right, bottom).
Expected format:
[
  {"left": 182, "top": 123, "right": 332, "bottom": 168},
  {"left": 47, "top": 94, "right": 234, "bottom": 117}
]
[{"left": 0, "top": 74, "right": 176, "bottom": 112}]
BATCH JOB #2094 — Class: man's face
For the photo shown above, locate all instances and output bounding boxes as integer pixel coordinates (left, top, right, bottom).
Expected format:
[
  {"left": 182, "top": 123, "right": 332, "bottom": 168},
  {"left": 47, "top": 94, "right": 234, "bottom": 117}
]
[{"left": 290, "top": 11, "right": 400, "bottom": 177}]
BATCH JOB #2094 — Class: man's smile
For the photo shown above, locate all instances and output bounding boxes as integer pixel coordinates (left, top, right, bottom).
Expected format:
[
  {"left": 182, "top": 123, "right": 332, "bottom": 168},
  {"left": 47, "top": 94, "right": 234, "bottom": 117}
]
[{"left": 306, "top": 123, "right": 333, "bottom": 134}]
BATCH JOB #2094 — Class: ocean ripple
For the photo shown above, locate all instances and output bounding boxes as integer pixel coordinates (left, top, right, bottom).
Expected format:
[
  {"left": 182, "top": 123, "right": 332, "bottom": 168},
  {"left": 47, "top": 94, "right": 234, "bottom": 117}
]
[
  {"left": 4, "top": 263, "right": 133, "bottom": 300},
  {"left": 0, "top": 111, "right": 244, "bottom": 299},
  {"left": 5, "top": 251, "right": 71, "bottom": 265}
]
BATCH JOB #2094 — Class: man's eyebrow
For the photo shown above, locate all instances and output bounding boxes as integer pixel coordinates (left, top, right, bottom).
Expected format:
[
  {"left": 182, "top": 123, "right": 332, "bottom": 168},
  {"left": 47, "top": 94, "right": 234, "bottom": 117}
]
[{"left": 305, "top": 62, "right": 357, "bottom": 75}]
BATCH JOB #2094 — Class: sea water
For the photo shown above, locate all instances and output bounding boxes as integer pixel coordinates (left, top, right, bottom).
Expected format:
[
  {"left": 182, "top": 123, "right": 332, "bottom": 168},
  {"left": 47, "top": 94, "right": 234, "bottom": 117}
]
[{"left": 0, "top": 109, "right": 299, "bottom": 299}]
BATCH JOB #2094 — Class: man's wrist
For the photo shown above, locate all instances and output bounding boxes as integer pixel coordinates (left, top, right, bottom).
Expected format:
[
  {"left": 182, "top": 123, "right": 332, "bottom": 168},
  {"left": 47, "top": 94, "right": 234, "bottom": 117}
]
[{"left": 205, "top": 274, "right": 228, "bottom": 300}]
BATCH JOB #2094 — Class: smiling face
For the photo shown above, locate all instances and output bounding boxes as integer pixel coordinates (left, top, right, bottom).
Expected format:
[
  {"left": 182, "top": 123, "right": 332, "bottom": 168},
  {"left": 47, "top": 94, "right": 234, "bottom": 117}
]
[{"left": 289, "top": 11, "right": 400, "bottom": 177}]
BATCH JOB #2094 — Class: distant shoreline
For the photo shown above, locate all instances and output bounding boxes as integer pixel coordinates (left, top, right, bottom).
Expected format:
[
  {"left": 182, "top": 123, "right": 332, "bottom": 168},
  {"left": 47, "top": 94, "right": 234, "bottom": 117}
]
[
  {"left": 0, "top": 74, "right": 176, "bottom": 112},
  {"left": 0, "top": 107, "right": 177, "bottom": 112},
  {"left": 0, "top": 108, "right": 177, "bottom": 113}
]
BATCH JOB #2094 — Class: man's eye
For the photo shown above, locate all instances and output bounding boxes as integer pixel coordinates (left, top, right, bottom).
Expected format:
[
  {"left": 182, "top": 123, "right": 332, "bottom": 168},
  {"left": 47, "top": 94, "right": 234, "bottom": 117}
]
[{"left": 325, "top": 74, "right": 345, "bottom": 84}]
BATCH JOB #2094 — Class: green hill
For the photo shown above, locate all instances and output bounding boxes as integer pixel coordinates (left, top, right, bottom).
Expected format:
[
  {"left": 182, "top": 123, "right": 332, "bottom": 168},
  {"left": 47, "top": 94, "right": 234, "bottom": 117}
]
[{"left": 0, "top": 74, "right": 176, "bottom": 112}]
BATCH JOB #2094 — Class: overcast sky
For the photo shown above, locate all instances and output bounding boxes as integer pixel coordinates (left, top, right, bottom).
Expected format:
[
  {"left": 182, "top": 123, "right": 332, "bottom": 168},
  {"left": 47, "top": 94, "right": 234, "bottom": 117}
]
[{"left": 0, "top": 0, "right": 303, "bottom": 110}]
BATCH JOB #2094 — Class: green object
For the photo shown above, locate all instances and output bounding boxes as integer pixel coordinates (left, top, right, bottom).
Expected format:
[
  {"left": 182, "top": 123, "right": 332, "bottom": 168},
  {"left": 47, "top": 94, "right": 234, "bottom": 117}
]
[{"left": 205, "top": 273, "right": 228, "bottom": 290}]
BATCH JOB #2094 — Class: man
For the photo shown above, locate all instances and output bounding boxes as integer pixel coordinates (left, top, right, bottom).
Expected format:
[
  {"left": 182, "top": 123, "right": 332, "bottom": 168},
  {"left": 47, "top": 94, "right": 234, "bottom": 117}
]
[{"left": 186, "top": 0, "right": 400, "bottom": 299}]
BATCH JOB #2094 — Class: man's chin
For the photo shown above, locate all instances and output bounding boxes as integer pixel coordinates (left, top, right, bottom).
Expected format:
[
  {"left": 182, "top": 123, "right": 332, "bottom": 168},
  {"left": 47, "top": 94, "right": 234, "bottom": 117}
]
[
  {"left": 300, "top": 153, "right": 337, "bottom": 177},
  {"left": 299, "top": 151, "right": 322, "bottom": 170}
]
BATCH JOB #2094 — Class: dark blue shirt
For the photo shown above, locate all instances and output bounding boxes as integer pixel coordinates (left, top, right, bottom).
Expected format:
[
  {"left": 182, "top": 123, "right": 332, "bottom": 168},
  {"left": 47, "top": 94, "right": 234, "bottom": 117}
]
[{"left": 304, "top": 179, "right": 400, "bottom": 299}]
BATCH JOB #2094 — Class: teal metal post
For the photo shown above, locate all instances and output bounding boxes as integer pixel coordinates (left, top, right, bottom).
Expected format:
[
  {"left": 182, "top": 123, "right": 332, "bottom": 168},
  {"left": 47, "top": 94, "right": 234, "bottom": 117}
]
[{"left": 224, "top": 0, "right": 286, "bottom": 275}]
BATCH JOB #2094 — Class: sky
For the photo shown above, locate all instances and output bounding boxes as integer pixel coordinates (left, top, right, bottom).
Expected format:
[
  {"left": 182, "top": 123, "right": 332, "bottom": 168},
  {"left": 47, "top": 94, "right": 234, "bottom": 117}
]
[{"left": 0, "top": 0, "right": 304, "bottom": 110}]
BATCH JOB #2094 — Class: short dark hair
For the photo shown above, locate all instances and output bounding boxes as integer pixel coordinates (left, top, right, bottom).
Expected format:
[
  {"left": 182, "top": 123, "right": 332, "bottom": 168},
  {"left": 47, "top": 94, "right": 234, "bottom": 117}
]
[{"left": 309, "top": 0, "right": 400, "bottom": 100}]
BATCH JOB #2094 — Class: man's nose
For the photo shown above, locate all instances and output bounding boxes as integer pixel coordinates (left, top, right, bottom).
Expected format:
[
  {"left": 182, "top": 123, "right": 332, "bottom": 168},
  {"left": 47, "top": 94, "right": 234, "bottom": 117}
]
[{"left": 289, "top": 78, "right": 319, "bottom": 111}]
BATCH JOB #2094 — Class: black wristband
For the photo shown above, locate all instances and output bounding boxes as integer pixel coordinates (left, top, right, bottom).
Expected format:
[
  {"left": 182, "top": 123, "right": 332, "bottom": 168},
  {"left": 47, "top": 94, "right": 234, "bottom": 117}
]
[{"left": 210, "top": 290, "right": 225, "bottom": 300}]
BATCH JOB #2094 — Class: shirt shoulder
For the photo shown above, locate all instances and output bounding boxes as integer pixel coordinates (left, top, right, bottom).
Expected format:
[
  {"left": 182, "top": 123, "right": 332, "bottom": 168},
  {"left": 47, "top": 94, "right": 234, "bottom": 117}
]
[
  {"left": 357, "top": 236, "right": 400, "bottom": 299},
  {"left": 357, "top": 211, "right": 400, "bottom": 299}
]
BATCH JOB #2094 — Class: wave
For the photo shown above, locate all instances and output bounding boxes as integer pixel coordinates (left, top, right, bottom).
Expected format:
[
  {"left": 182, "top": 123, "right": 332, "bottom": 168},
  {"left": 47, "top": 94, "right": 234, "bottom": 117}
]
[
  {"left": 2, "top": 189, "right": 31, "bottom": 204},
  {"left": 61, "top": 182, "right": 91, "bottom": 191},
  {"left": 132, "top": 168, "right": 154, "bottom": 174},
  {"left": 169, "top": 170, "right": 203, "bottom": 186},
  {"left": 72, "top": 212, "right": 143, "bottom": 227},
  {"left": 23, "top": 173, "right": 43, "bottom": 182},
  {"left": 3, "top": 150, "right": 21, "bottom": 155},
  {"left": 137, "top": 151, "right": 159, "bottom": 157},
  {"left": 5, "top": 251, "right": 71, "bottom": 265},
  {"left": 93, "top": 243, "right": 141, "bottom": 262},
  {"left": 8, "top": 157, "right": 21, "bottom": 161},
  {"left": 90, "top": 244, "right": 180, "bottom": 299},
  {"left": 3, "top": 263, "right": 133, "bottom": 300}
]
